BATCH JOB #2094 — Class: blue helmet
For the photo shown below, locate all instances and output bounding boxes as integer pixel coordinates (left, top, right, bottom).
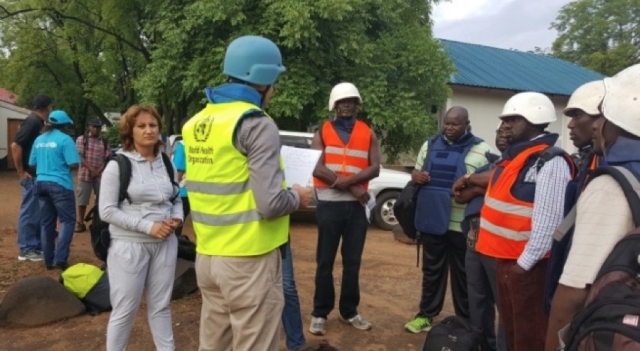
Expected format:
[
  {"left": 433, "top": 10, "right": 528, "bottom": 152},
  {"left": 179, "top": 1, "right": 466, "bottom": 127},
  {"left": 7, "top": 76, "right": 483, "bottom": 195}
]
[
  {"left": 48, "top": 110, "right": 74, "bottom": 125},
  {"left": 223, "top": 35, "right": 286, "bottom": 86}
]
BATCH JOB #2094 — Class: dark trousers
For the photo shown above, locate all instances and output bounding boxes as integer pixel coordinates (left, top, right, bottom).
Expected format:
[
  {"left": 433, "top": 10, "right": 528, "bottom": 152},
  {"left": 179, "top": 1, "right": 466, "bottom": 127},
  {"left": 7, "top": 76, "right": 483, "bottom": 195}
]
[
  {"left": 466, "top": 249, "right": 507, "bottom": 351},
  {"left": 419, "top": 231, "right": 469, "bottom": 318},
  {"left": 174, "top": 196, "right": 190, "bottom": 237},
  {"left": 312, "top": 201, "right": 368, "bottom": 319},
  {"left": 497, "top": 259, "right": 548, "bottom": 351}
]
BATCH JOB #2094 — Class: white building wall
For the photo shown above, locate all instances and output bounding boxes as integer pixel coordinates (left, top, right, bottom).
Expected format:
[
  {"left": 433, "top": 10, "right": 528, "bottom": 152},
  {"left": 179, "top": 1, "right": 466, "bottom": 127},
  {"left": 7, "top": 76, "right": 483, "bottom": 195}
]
[
  {"left": 448, "top": 86, "right": 575, "bottom": 153},
  {"left": 0, "top": 101, "right": 30, "bottom": 163}
]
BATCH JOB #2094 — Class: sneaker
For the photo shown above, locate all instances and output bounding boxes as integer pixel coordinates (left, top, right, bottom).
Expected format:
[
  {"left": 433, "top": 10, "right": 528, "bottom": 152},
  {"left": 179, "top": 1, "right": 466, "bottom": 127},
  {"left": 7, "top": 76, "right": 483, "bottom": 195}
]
[
  {"left": 18, "top": 251, "right": 44, "bottom": 262},
  {"left": 74, "top": 222, "right": 86, "bottom": 233},
  {"left": 339, "top": 314, "right": 372, "bottom": 330},
  {"left": 404, "top": 316, "right": 432, "bottom": 333},
  {"left": 309, "top": 316, "right": 327, "bottom": 335}
]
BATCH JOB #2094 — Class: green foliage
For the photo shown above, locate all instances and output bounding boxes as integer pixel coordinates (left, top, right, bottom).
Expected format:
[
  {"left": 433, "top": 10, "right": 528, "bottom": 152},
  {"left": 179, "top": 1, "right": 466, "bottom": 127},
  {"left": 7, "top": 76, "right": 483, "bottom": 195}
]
[
  {"left": 1, "top": 0, "right": 452, "bottom": 160},
  {"left": 551, "top": 0, "right": 640, "bottom": 76},
  {"left": 103, "top": 124, "right": 121, "bottom": 148}
]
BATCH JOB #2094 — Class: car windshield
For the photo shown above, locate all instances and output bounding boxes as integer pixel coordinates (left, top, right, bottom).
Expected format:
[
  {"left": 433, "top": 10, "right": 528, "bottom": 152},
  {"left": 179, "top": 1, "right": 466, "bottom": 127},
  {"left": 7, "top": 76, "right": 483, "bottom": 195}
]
[{"left": 280, "top": 134, "right": 312, "bottom": 149}]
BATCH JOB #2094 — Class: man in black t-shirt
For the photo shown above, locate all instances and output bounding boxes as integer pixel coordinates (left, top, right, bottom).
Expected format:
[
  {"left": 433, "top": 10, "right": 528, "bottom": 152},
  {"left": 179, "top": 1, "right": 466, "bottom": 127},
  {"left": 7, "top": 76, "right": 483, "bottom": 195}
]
[{"left": 10, "top": 95, "right": 53, "bottom": 261}]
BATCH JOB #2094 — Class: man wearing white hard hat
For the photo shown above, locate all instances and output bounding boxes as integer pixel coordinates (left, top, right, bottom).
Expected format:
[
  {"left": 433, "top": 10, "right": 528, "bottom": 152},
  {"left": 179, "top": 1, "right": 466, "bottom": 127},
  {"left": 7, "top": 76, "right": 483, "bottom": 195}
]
[
  {"left": 310, "top": 82, "right": 380, "bottom": 335},
  {"left": 543, "top": 80, "right": 605, "bottom": 316},
  {"left": 474, "top": 92, "right": 576, "bottom": 351},
  {"left": 545, "top": 64, "right": 640, "bottom": 350}
]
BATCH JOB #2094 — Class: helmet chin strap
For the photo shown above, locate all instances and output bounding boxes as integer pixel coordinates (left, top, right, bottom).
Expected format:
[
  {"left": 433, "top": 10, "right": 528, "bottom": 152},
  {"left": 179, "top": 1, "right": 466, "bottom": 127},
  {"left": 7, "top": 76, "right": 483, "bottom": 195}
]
[
  {"left": 599, "top": 119, "right": 609, "bottom": 155},
  {"left": 259, "top": 85, "right": 271, "bottom": 107}
]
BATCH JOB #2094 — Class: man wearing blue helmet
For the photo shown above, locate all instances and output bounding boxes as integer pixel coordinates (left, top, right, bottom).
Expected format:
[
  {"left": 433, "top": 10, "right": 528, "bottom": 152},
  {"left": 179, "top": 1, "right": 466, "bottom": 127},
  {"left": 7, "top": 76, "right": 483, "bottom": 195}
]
[{"left": 182, "top": 35, "right": 312, "bottom": 351}]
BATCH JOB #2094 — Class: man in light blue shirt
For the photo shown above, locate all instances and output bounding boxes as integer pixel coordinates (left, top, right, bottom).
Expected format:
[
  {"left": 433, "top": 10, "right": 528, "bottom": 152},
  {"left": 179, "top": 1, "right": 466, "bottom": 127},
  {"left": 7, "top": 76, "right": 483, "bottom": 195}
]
[{"left": 29, "top": 110, "right": 80, "bottom": 270}]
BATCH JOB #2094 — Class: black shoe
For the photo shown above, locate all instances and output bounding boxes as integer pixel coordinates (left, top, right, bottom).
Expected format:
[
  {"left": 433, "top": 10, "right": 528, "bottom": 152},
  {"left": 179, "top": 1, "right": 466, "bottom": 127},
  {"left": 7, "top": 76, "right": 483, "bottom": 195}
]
[{"left": 52, "top": 262, "right": 69, "bottom": 270}]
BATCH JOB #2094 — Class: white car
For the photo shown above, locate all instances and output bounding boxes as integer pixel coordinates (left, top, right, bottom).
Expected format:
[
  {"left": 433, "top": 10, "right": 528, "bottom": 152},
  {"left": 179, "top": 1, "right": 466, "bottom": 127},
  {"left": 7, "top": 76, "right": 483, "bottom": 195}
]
[{"left": 280, "top": 131, "right": 411, "bottom": 231}]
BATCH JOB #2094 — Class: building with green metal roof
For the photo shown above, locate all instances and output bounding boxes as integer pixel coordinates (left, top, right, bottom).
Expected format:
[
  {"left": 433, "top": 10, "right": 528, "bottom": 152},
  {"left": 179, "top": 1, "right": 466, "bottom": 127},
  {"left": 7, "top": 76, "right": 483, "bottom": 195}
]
[{"left": 437, "top": 39, "right": 606, "bottom": 153}]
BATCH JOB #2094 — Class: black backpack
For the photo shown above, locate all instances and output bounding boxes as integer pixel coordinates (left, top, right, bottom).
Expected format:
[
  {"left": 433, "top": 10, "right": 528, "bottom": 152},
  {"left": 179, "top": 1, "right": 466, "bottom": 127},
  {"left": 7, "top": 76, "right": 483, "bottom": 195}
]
[
  {"left": 422, "top": 316, "right": 488, "bottom": 351},
  {"left": 394, "top": 136, "right": 437, "bottom": 241},
  {"left": 561, "top": 166, "right": 640, "bottom": 351},
  {"left": 86, "top": 153, "right": 179, "bottom": 262}
]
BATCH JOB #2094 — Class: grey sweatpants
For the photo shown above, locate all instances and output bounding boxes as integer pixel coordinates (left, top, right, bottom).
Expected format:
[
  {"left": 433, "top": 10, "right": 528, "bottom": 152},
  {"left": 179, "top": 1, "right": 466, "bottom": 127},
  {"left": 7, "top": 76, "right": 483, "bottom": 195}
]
[{"left": 106, "top": 236, "right": 178, "bottom": 351}]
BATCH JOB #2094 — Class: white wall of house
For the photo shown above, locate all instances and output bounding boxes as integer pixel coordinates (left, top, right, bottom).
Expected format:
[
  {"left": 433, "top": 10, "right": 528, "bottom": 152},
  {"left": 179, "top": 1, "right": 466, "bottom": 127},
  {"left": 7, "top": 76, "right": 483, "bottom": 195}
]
[
  {"left": 391, "top": 85, "right": 578, "bottom": 168},
  {"left": 447, "top": 85, "right": 576, "bottom": 154},
  {"left": 0, "top": 101, "right": 30, "bottom": 168}
]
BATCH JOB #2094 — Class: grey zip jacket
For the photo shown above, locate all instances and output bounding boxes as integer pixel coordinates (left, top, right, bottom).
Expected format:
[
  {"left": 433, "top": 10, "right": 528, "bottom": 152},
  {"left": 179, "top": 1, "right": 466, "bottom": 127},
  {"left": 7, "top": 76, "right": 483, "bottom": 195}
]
[{"left": 99, "top": 149, "right": 183, "bottom": 242}]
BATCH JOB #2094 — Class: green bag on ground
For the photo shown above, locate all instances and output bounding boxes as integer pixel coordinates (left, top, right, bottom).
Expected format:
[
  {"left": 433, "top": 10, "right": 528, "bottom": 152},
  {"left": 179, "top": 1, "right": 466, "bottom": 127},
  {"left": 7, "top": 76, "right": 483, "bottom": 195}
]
[{"left": 61, "top": 263, "right": 104, "bottom": 299}]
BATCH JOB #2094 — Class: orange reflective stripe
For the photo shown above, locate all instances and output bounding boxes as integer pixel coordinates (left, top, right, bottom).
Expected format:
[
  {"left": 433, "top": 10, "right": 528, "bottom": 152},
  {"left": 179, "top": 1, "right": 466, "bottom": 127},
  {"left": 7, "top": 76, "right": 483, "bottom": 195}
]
[{"left": 589, "top": 155, "right": 599, "bottom": 170}]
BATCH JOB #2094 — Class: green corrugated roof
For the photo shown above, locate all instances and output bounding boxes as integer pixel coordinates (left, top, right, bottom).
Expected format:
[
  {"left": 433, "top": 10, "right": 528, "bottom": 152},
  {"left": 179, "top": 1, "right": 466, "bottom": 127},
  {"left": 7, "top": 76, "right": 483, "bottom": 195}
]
[{"left": 441, "top": 39, "right": 606, "bottom": 96}]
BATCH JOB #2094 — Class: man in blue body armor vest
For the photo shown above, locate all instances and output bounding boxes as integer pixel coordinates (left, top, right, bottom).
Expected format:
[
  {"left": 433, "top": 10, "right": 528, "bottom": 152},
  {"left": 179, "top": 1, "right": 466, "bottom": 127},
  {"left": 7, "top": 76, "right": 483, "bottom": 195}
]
[{"left": 404, "top": 107, "right": 492, "bottom": 333}]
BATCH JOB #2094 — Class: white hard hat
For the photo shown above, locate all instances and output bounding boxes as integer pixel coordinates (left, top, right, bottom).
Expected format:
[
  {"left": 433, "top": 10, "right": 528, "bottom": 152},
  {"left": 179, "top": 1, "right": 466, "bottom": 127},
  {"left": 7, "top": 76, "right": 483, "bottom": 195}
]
[
  {"left": 602, "top": 64, "right": 640, "bottom": 137},
  {"left": 328, "top": 82, "right": 362, "bottom": 111},
  {"left": 499, "top": 92, "right": 557, "bottom": 125},
  {"left": 563, "top": 80, "right": 605, "bottom": 117}
]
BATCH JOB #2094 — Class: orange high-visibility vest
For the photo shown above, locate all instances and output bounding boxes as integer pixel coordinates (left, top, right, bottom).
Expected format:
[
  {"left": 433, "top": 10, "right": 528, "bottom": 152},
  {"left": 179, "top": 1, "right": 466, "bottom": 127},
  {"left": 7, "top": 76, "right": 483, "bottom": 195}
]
[
  {"left": 476, "top": 144, "right": 558, "bottom": 259},
  {"left": 313, "top": 120, "right": 371, "bottom": 190}
]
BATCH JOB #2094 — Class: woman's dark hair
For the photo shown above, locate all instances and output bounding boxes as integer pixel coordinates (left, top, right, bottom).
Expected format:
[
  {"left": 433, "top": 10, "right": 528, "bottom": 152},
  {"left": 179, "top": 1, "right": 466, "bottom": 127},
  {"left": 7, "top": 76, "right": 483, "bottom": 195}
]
[{"left": 119, "top": 104, "right": 164, "bottom": 154}]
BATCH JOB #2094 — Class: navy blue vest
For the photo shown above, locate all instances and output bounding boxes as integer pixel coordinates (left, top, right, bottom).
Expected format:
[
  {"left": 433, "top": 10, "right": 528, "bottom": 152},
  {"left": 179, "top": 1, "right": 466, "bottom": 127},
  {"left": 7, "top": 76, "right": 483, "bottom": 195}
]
[
  {"left": 460, "top": 154, "right": 499, "bottom": 237},
  {"left": 415, "top": 132, "right": 483, "bottom": 235},
  {"left": 544, "top": 137, "right": 640, "bottom": 315},
  {"left": 488, "top": 133, "right": 562, "bottom": 207}
]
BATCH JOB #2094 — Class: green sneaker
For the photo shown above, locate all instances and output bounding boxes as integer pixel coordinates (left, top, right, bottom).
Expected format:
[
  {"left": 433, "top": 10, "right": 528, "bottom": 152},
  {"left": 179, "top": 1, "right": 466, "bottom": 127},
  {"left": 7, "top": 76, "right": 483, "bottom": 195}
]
[
  {"left": 404, "top": 316, "right": 432, "bottom": 333},
  {"left": 18, "top": 251, "right": 43, "bottom": 262}
]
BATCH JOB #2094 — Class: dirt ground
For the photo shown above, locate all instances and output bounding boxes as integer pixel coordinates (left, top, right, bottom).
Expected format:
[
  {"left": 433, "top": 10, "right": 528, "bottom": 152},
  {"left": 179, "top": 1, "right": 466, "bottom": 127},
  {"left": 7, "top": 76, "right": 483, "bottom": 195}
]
[{"left": 0, "top": 170, "right": 455, "bottom": 351}]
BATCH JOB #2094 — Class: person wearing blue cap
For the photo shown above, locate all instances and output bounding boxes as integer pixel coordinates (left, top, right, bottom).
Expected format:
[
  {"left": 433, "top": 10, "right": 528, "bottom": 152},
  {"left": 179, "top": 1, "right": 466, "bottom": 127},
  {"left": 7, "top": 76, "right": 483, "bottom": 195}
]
[
  {"left": 182, "top": 35, "right": 311, "bottom": 351},
  {"left": 28, "top": 110, "right": 80, "bottom": 270}
]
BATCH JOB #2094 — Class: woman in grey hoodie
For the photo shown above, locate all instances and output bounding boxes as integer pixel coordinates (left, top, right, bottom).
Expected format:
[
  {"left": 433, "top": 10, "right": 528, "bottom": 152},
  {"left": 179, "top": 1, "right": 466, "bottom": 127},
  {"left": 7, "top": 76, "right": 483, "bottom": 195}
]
[{"left": 99, "top": 105, "right": 183, "bottom": 351}]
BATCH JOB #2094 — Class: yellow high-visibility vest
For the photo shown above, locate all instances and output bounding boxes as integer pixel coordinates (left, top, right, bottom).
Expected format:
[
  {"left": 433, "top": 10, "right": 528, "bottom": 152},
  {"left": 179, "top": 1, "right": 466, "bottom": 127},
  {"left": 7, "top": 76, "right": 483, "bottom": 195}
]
[{"left": 182, "top": 101, "right": 289, "bottom": 256}]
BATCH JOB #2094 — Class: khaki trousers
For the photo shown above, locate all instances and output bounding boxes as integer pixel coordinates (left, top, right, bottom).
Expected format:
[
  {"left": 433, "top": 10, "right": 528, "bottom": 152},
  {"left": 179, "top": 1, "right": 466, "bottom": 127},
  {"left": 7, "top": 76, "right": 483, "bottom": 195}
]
[{"left": 196, "top": 249, "right": 284, "bottom": 351}]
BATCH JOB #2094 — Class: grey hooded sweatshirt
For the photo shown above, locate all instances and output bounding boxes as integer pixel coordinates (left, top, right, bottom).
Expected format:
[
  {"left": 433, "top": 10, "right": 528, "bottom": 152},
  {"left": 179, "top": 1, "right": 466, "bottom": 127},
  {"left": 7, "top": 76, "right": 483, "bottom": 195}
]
[{"left": 99, "top": 149, "right": 183, "bottom": 243}]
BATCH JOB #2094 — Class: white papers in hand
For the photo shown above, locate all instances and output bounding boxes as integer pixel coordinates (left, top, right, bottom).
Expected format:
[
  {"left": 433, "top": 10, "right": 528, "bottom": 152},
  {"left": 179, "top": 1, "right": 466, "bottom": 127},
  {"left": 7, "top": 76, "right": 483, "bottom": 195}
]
[
  {"left": 280, "top": 145, "right": 322, "bottom": 188},
  {"left": 365, "top": 191, "right": 376, "bottom": 223}
]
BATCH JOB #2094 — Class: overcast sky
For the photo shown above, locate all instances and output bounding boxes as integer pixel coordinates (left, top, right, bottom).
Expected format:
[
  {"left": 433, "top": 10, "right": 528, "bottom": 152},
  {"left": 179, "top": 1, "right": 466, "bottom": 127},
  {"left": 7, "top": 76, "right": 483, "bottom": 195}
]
[{"left": 432, "top": 0, "right": 574, "bottom": 51}]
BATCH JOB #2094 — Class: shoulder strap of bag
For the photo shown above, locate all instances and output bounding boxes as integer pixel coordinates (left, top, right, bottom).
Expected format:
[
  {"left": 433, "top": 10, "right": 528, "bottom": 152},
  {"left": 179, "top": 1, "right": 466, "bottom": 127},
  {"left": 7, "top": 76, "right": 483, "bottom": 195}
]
[
  {"left": 554, "top": 166, "right": 640, "bottom": 241},
  {"left": 421, "top": 136, "right": 438, "bottom": 172},
  {"left": 161, "top": 152, "right": 180, "bottom": 203},
  {"left": 536, "top": 146, "right": 569, "bottom": 172},
  {"left": 590, "top": 166, "right": 640, "bottom": 225},
  {"left": 82, "top": 133, "right": 88, "bottom": 159},
  {"left": 114, "top": 155, "right": 132, "bottom": 205}
]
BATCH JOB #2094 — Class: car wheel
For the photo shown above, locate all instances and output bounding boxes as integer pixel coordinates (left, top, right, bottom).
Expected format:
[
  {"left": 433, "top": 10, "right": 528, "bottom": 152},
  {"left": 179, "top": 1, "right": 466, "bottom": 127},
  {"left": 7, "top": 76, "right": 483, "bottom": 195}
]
[{"left": 373, "top": 190, "right": 400, "bottom": 231}]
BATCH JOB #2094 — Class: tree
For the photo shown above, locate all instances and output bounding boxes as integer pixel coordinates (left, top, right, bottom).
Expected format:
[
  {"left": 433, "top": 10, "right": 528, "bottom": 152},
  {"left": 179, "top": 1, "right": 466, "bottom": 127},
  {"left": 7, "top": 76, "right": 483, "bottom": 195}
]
[
  {"left": 136, "top": 0, "right": 453, "bottom": 158},
  {"left": 0, "top": 0, "right": 149, "bottom": 133},
  {"left": 551, "top": 0, "right": 640, "bottom": 76},
  {"left": 1, "top": 0, "right": 453, "bottom": 159}
]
